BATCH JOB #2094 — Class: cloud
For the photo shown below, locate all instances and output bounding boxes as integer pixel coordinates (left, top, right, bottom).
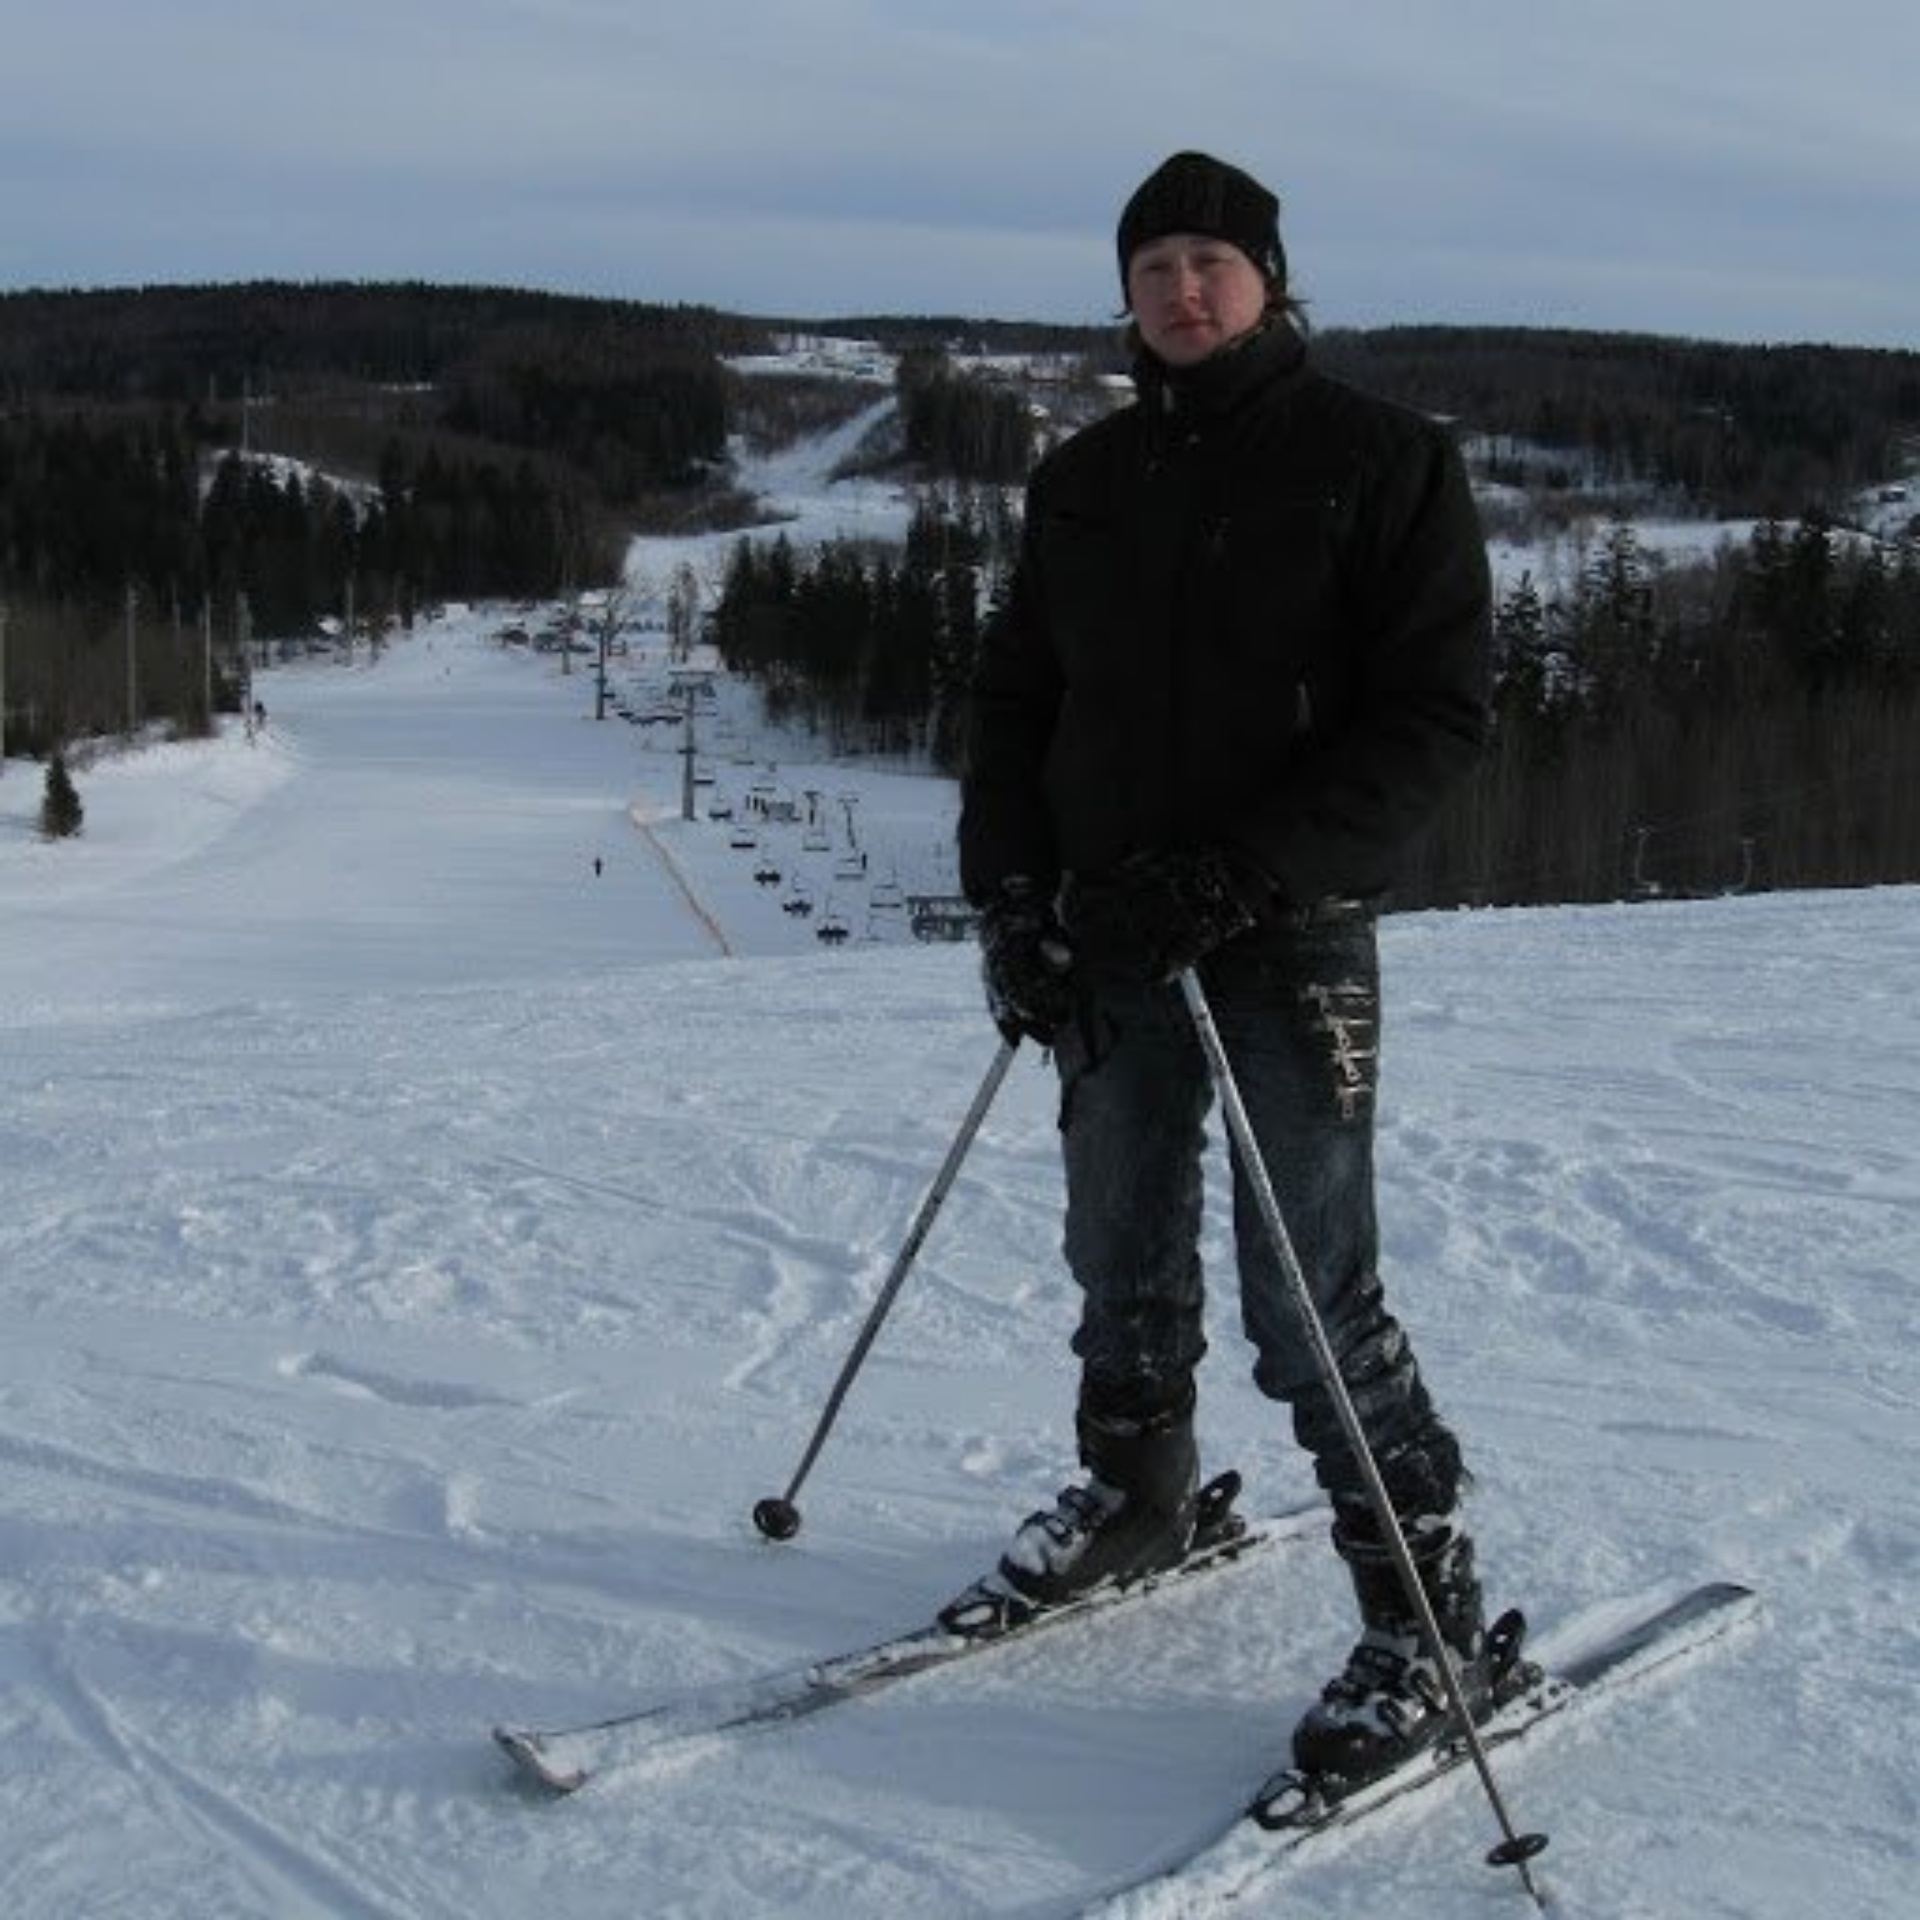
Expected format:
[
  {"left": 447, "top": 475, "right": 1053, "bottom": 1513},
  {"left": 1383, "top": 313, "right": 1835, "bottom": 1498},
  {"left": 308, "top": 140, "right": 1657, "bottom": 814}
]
[{"left": 3, "top": 0, "right": 1914, "bottom": 346}]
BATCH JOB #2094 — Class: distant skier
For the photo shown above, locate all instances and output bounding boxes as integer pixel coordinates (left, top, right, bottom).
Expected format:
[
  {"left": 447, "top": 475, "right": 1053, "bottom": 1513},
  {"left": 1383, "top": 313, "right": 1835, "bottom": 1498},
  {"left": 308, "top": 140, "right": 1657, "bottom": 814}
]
[{"left": 958, "top": 151, "right": 1499, "bottom": 1790}]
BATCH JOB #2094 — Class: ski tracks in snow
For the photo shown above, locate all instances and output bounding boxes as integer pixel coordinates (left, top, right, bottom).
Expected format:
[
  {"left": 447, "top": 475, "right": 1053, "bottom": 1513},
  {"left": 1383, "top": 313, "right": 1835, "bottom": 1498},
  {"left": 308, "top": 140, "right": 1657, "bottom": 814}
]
[
  {"left": 24, "top": 1626, "right": 414, "bottom": 1920},
  {"left": 0, "top": 1418, "right": 487, "bottom": 1920}
]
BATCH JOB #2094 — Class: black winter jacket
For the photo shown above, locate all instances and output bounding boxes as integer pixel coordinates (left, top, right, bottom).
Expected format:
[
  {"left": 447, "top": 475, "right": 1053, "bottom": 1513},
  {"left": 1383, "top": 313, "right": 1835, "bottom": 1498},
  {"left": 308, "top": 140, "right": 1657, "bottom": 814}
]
[{"left": 958, "top": 321, "right": 1490, "bottom": 913}]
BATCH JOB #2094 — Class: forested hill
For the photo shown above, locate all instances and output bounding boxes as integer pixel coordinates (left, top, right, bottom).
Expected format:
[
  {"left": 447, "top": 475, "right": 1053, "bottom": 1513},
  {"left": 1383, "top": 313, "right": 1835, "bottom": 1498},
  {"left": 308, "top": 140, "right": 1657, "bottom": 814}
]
[
  {"left": 0, "top": 281, "right": 767, "bottom": 397},
  {"left": 4, "top": 282, "right": 1916, "bottom": 522},
  {"left": 1313, "top": 324, "right": 1920, "bottom": 520}
]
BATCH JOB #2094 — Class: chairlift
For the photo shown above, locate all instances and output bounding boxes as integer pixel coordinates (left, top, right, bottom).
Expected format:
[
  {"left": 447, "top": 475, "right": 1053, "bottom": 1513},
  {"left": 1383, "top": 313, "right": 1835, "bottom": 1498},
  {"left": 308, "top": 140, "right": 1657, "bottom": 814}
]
[
  {"left": 782, "top": 881, "right": 815, "bottom": 918},
  {"left": 754, "top": 860, "right": 783, "bottom": 888},
  {"left": 815, "top": 900, "right": 851, "bottom": 946},
  {"left": 801, "top": 823, "right": 832, "bottom": 853},
  {"left": 729, "top": 826, "right": 759, "bottom": 852},
  {"left": 833, "top": 851, "right": 868, "bottom": 883},
  {"left": 868, "top": 873, "right": 906, "bottom": 912},
  {"left": 907, "top": 895, "right": 977, "bottom": 944}
]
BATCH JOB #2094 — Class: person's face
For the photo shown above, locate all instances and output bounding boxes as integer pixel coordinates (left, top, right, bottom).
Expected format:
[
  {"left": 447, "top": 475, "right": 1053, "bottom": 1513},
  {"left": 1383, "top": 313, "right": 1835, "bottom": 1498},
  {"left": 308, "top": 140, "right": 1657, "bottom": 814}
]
[{"left": 1125, "top": 233, "right": 1271, "bottom": 366}]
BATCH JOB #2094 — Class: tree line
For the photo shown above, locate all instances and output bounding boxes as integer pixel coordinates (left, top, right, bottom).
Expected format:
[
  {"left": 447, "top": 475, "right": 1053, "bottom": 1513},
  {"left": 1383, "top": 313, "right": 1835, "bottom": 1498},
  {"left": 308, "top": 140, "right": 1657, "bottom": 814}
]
[
  {"left": 0, "top": 284, "right": 751, "bottom": 755},
  {"left": 705, "top": 485, "right": 1019, "bottom": 769},
  {"left": 18, "top": 286, "right": 1909, "bottom": 527},
  {"left": 0, "top": 409, "right": 623, "bottom": 755},
  {"left": 1396, "top": 516, "right": 1920, "bottom": 907},
  {"left": 704, "top": 490, "right": 1919, "bottom": 906},
  {"left": 1310, "top": 325, "right": 1920, "bottom": 521},
  {"left": 894, "top": 346, "right": 1035, "bottom": 483},
  {"left": 0, "top": 280, "right": 764, "bottom": 403}
]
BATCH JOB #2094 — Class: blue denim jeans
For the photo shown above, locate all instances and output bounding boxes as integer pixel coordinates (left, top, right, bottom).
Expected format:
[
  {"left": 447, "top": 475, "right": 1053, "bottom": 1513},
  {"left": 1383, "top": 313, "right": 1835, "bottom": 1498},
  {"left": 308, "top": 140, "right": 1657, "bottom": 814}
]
[{"left": 1051, "top": 911, "right": 1463, "bottom": 1510}]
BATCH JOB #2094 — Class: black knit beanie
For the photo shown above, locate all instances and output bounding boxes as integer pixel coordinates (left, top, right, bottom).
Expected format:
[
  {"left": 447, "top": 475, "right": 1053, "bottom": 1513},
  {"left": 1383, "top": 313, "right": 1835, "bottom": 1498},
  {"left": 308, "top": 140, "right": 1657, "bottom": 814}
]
[{"left": 1116, "top": 151, "right": 1286, "bottom": 294}]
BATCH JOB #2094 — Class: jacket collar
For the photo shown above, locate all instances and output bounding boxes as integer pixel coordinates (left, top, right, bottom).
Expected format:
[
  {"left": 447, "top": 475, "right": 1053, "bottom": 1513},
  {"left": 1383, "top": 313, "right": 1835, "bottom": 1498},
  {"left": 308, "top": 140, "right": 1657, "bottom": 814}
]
[{"left": 1133, "top": 314, "right": 1308, "bottom": 432}]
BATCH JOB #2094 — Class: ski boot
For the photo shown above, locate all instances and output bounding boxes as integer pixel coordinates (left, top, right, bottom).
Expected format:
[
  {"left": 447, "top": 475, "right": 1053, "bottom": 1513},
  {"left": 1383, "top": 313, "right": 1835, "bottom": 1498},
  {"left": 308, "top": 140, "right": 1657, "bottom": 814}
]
[
  {"left": 1290, "top": 1503, "right": 1497, "bottom": 1788},
  {"left": 995, "top": 1375, "right": 1200, "bottom": 1607}
]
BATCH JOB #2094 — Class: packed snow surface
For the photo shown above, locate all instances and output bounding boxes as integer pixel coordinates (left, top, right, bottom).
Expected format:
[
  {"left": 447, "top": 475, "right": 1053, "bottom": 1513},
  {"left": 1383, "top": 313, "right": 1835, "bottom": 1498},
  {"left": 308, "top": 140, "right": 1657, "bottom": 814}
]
[{"left": 4, "top": 622, "right": 1917, "bottom": 1916}]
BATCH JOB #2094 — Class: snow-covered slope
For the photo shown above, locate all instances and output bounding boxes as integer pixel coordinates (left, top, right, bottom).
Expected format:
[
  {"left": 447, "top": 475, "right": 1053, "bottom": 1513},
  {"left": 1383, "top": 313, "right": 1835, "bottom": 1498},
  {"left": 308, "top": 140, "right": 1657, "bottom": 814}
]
[{"left": 3, "top": 607, "right": 1915, "bottom": 1917}]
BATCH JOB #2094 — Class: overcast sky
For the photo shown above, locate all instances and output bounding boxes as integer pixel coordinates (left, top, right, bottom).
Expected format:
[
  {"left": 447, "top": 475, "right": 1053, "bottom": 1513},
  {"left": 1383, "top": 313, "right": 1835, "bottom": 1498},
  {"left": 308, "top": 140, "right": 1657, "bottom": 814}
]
[{"left": 3, "top": 1, "right": 1913, "bottom": 349}]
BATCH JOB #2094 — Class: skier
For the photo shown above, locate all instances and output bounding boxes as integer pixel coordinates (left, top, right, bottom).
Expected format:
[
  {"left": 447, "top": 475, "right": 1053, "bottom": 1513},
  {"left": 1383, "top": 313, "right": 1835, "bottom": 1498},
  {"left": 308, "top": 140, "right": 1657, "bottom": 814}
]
[{"left": 957, "top": 150, "right": 1498, "bottom": 1788}]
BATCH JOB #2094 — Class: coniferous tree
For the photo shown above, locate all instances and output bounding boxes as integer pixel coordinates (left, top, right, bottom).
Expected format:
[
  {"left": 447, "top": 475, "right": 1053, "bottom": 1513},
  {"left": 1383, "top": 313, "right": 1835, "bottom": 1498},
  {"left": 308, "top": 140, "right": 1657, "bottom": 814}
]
[{"left": 40, "top": 752, "right": 83, "bottom": 839}]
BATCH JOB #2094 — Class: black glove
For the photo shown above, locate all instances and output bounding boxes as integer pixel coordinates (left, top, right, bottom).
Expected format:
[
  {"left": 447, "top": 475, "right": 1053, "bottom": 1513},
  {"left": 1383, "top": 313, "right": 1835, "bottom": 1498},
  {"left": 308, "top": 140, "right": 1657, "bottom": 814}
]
[
  {"left": 1063, "top": 848, "right": 1262, "bottom": 983},
  {"left": 976, "top": 876, "right": 1077, "bottom": 1045}
]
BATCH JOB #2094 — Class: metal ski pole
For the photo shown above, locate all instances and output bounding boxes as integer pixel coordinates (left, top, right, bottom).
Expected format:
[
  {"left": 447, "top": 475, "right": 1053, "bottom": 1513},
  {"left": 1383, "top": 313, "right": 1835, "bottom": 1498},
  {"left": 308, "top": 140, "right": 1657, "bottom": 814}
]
[
  {"left": 752, "top": 1034, "right": 1020, "bottom": 1542},
  {"left": 1176, "top": 968, "right": 1550, "bottom": 1904}
]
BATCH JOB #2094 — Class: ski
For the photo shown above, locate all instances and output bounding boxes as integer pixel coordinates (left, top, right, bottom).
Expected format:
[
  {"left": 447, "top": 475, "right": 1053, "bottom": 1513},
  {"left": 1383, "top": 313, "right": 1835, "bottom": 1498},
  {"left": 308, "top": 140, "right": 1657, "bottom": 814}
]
[
  {"left": 1080, "top": 1577, "right": 1759, "bottom": 1915},
  {"left": 494, "top": 1472, "right": 1320, "bottom": 1795}
]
